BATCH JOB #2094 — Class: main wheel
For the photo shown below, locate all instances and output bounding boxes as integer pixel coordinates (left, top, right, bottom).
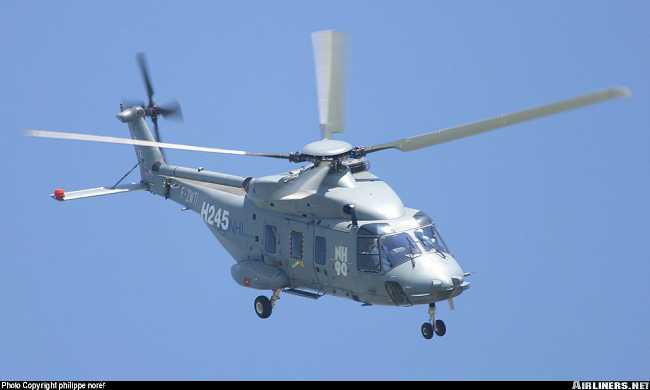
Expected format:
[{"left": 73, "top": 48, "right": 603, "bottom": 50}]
[
  {"left": 434, "top": 319, "right": 446, "bottom": 336},
  {"left": 421, "top": 322, "right": 433, "bottom": 339},
  {"left": 254, "top": 296, "right": 272, "bottom": 319}
]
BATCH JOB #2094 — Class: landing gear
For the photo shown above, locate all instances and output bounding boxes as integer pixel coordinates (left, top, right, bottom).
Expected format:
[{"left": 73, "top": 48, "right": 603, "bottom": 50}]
[
  {"left": 253, "top": 289, "right": 282, "bottom": 319},
  {"left": 421, "top": 323, "right": 433, "bottom": 339},
  {"left": 421, "top": 302, "right": 447, "bottom": 340},
  {"left": 434, "top": 319, "right": 446, "bottom": 336},
  {"left": 254, "top": 296, "right": 272, "bottom": 319}
]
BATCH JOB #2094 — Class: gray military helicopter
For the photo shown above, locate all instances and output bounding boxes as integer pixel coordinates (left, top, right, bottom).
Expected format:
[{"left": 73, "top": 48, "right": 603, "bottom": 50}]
[{"left": 28, "top": 31, "right": 629, "bottom": 340}]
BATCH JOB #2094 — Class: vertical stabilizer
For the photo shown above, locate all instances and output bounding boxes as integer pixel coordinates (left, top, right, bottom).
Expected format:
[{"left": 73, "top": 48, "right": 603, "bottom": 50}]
[{"left": 116, "top": 106, "right": 165, "bottom": 179}]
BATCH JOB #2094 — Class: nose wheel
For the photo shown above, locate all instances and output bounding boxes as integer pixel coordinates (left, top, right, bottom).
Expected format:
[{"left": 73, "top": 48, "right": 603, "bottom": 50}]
[
  {"left": 434, "top": 319, "right": 446, "bottom": 336},
  {"left": 421, "top": 322, "right": 434, "bottom": 339},
  {"left": 421, "top": 303, "right": 446, "bottom": 340}
]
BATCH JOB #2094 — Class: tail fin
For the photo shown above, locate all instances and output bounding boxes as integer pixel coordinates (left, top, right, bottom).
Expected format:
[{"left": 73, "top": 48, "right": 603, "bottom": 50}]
[{"left": 117, "top": 105, "right": 165, "bottom": 180}]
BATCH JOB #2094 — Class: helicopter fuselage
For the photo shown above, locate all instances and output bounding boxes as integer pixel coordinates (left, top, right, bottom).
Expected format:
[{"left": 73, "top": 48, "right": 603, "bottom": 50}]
[{"left": 146, "top": 161, "right": 469, "bottom": 307}]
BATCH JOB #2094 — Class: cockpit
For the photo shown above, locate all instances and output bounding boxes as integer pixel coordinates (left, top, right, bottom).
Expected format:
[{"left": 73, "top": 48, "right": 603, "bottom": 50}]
[{"left": 357, "top": 212, "right": 451, "bottom": 273}]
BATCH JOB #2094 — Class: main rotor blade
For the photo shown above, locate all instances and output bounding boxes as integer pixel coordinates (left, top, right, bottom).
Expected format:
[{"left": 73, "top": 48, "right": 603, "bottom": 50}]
[
  {"left": 25, "top": 130, "right": 291, "bottom": 159},
  {"left": 136, "top": 52, "right": 155, "bottom": 106},
  {"left": 365, "top": 87, "right": 630, "bottom": 153},
  {"left": 312, "top": 30, "right": 345, "bottom": 138}
]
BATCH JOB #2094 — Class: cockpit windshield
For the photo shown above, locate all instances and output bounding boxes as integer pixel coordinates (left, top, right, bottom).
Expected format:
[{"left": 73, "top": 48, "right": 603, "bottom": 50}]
[
  {"left": 357, "top": 220, "right": 452, "bottom": 273},
  {"left": 413, "top": 225, "right": 449, "bottom": 256}
]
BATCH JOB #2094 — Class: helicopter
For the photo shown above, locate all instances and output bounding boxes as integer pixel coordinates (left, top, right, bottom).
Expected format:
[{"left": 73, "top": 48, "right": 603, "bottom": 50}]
[{"left": 27, "top": 31, "right": 629, "bottom": 340}]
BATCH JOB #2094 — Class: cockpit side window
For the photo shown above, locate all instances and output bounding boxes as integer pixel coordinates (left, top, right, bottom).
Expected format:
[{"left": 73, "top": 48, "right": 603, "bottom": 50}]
[
  {"left": 357, "top": 237, "right": 381, "bottom": 272},
  {"left": 380, "top": 233, "right": 421, "bottom": 269}
]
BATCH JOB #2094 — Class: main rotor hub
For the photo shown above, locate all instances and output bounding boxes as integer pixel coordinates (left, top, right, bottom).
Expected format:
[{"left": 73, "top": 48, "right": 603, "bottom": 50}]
[
  {"left": 301, "top": 139, "right": 354, "bottom": 157},
  {"left": 288, "top": 139, "right": 367, "bottom": 163}
]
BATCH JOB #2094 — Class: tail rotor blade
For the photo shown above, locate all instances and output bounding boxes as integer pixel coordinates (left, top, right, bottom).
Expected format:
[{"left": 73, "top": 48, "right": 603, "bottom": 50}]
[
  {"left": 136, "top": 52, "right": 155, "bottom": 106},
  {"left": 151, "top": 116, "right": 167, "bottom": 160},
  {"left": 159, "top": 100, "right": 183, "bottom": 121},
  {"left": 312, "top": 30, "right": 346, "bottom": 138},
  {"left": 151, "top": 115, "right": 161, "bottom": 142}
]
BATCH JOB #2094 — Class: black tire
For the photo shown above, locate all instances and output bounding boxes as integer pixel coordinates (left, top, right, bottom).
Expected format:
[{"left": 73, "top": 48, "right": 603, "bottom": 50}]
[
  {"left": 254, "top": 296, "right": 272, "bottom": 319},
  {"left": 434, "top": 319, "right": 446, "bottom": 336},
  {"left": 421, "top": 322, "right": 433, "bottom": 339}
]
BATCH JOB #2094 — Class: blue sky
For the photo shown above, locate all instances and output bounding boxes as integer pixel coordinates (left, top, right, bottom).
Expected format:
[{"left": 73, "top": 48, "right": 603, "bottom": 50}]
[{"left": 2, "top": 0, "right": 648, "bottom": 380}]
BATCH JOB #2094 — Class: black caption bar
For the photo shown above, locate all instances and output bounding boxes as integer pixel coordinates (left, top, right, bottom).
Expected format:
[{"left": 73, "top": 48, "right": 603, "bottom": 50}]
[
  {"left": 1, "top": 383, "right": 105, "bottom": 390},
  {"left": 2, "top": 381, "right": 649, "bottom": 387}
]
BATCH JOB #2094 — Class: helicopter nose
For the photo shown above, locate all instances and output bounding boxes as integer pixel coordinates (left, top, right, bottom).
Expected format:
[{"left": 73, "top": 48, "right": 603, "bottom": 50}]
[
  {"left": 432, "top": 275, "right": 470, "bottom": 297},
  {"left": 430, "top": 255, "right": 465, "bottom": 287},
  {"left": 431, "top": 277, "right": 453, "bottom": 290},
  {"left": 386, "top": 253, "right": 469, "bottom": 303}
]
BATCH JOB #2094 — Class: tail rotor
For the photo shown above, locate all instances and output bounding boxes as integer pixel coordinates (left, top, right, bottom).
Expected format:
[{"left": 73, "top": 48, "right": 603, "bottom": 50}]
[{"left": 128, "top": 52, "right": 183, "bottom": 159}]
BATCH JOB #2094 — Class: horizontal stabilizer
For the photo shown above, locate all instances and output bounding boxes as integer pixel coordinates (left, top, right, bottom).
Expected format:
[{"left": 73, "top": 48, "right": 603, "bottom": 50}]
[{"left": 51, "top": 183, "right": 145, "bottom": 201}]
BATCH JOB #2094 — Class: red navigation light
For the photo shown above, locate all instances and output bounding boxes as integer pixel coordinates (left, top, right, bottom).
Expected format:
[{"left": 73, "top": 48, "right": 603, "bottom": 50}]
[{"left": 53, "top": 188, "right": 65, "bottom": 201}]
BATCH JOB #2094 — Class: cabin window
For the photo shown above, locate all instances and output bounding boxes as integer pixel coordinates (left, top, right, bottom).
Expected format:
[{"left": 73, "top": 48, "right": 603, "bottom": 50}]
[
  {"left": 290, "top": 231, "right": 303, "bottom": 259},
  {"left": 264, "top": 225, "right": 277, "bottom": 254},
  {"left": 357, "top": 237, "right": 381, "bottom": 272},
  {"left": 315, "top": 236, "right": 326, "bottom": 265}
]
